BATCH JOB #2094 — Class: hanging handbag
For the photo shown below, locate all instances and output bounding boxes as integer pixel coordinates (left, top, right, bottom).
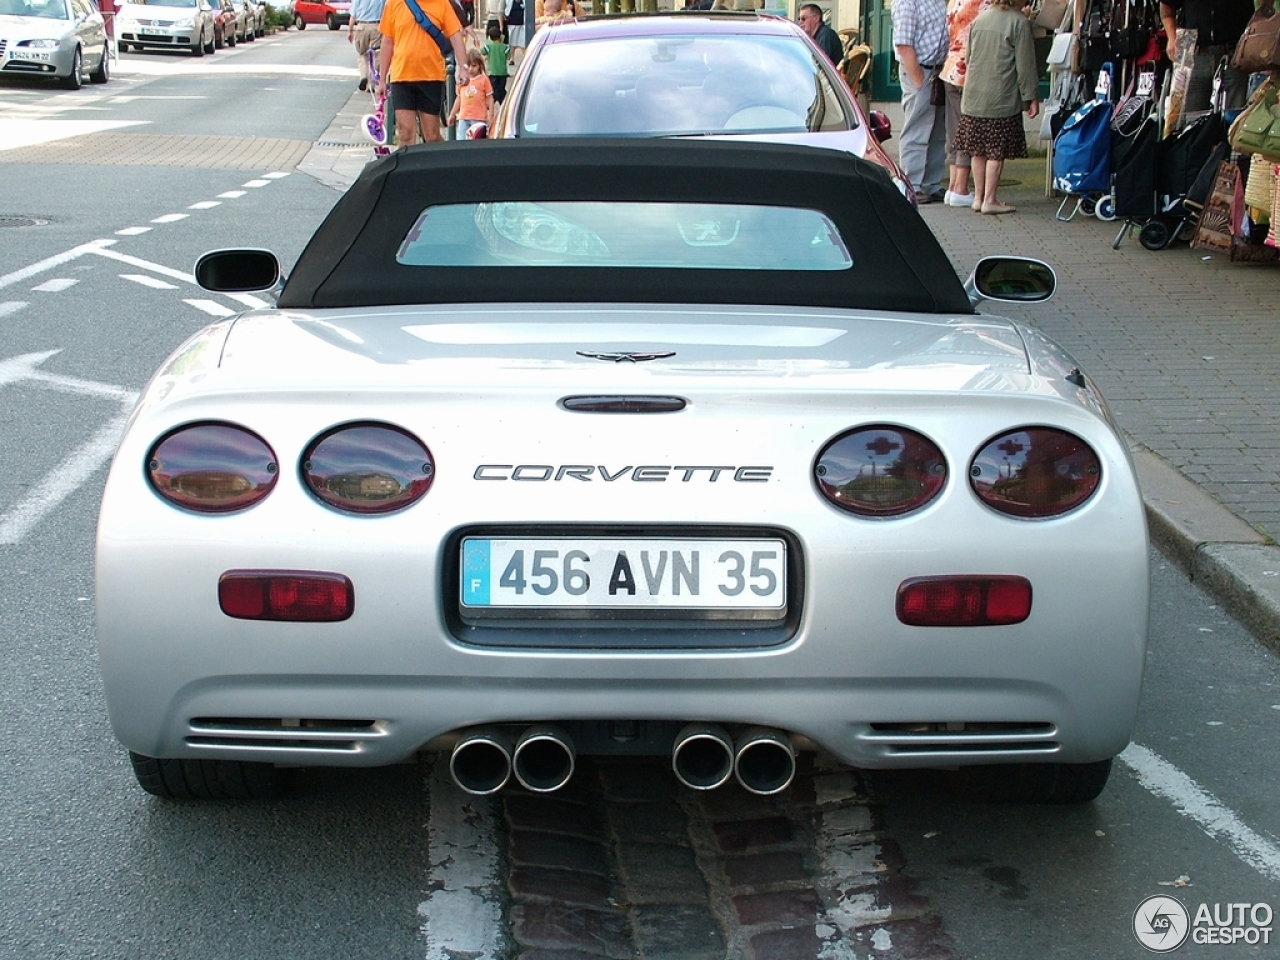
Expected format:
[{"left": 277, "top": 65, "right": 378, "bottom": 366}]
[
  {"left": 1244, "top": 154, "right": 1275, "bottom": 212},
  {"left": 1231, "top": 0, "right": 1280, "bottom": 74},
  {"left": 1191, "top": 160, "right": 1238, "bottom": 254},
  {"left": 1230, "top": 80, "right": 1280, "bottom": 163},
  {"left": 1034, "top": 0, "right": 1069, "bottom": 31}
]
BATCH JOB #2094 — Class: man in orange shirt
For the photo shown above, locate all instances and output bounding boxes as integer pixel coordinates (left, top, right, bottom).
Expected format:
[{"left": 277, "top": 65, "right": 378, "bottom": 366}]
[{"left": 378, "top": 0, "right": 468, "bottom": 146}]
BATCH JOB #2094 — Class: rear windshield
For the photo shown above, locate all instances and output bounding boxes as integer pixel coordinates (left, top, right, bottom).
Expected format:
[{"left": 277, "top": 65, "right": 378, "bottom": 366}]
[
  {"left": 396, "top": 201, "right": 853, "bottom": 271},
  {"left": 518, "top": 34, "right": 849, "bottom": 137}
]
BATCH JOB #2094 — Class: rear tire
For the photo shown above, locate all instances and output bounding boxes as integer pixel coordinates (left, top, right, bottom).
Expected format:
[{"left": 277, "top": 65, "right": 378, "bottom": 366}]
[
  {"left": 89, "top": 42, "right": 109, "bottom": 83},
  {"left": 294, "top": 12, "right": 305, "bottom": 28},
  {"left": 955, "top": 758, "right": 1113, "bottom": 804},
  {"left": 327, "top": 12, "right": 339, "bottom": 28},
  {"left": 129, "top": 751, "right": 291, "bottom": 800}
]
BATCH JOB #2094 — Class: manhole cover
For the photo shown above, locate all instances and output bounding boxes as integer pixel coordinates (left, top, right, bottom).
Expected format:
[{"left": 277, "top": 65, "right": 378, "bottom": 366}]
[{"left": 0, "top": 216, "right": 50, "bottom": 228}]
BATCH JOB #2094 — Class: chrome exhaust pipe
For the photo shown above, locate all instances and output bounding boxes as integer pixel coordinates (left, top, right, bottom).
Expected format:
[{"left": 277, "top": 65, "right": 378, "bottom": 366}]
[
  {"left": 512, "top": 725, "right": 576, "bottom": 793},
  {"left": 449, "top": 727, "right": 512, "bottom": 795},
  {"left": 672, "top": 723, "right": 735, "bottom": 790},
  {"left": 734, "top": 727, "right": 796, "bottom": 795}
]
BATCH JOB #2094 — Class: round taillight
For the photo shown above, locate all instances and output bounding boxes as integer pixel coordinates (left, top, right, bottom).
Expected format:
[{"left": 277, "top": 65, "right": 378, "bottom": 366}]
[
  {"left": 815, "top": 426, "right": 947, "bottom": 517},
  {"left": 147, "top": 422, "right": 278, "bottom": 513},
  {"left": 969, "top": 427, "right": 1101, "bottom": 518},
  {"left": 302, "top": 422, "right": 434, "bottom": 514}
]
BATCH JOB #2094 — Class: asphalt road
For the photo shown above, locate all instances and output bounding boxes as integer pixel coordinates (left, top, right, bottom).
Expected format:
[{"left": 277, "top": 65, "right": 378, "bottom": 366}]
[{"left": 0, "top": 29, "right": 1277, "bottom": 960}]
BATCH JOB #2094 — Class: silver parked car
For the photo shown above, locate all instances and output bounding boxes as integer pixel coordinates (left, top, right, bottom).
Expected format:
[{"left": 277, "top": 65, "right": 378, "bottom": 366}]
[
  {"left": 115, "top": 0, "right": 215, "bottom": 55},
  {"left": 0, "top": 0, "right": 109, "bottom": 88},
  {"left": 97, "top": 141, "right": 1149, "bottom": 805}
]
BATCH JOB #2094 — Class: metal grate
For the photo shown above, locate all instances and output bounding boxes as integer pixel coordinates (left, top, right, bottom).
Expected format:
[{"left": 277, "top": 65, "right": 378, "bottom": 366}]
[{"left": 0, "top": 216, "right": 50, "bottom": 228}]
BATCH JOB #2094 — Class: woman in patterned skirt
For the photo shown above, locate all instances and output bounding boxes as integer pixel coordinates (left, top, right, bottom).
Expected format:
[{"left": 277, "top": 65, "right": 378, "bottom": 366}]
[{"left": 951, "top": 0, "right": 1039, "bottom": 214}]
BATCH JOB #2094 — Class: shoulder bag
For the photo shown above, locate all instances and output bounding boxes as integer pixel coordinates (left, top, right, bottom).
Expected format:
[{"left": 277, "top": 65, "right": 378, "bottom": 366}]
[
  {"left": 402, "top": 0, "right": 452, "bottom": 56},
  {"left": 1231, "top": 0, "right": 1280, "bottom": 74},
  {"left": 1230, "top": 79, "right": 1280, "bottom": 163}
]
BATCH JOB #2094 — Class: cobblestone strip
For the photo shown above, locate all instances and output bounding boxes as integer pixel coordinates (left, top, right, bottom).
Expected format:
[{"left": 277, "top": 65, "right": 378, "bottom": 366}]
[
  {"left": 504, "top": 760, "right": 635, "bottom": 960},
  {"left": 686, "top": 754, "right": 952, "bottom": 960},
  {"left": 502, "top": 753, "right": 950, "bottom": 960},
  {"left": 0, "top": 134, "right": 312, "bottom": 169}
]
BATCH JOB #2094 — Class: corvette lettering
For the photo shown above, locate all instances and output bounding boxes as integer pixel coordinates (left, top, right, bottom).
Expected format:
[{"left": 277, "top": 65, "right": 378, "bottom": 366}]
[{"left": 473, "top": 465, "right": 773, "bottom": 482}]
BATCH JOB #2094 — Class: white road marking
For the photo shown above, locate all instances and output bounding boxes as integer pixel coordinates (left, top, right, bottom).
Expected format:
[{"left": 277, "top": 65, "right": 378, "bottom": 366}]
[
  {"left": 228, "top": 293, "right": 271, "bottom": 309},
  {"left": 0, "top": 406, "right": 133, "bottom": 546},
  {"left": 86, "top": 246, "right": 195, "bottom": 284},
  {"left": 419, "top": 760, "right": 505, "bottom": 960},
  {"left": 218, "top": 190, "right": 247, "bottom": 199},
  {"left": 184, "top": 299, "right": 236, "bottom": 318},
  {"left": 0, "top": 238, "right": 116, "bottom": 291},
  {"left": 27, "top": 369, "right": 136, "bottom": 401},
  {"left": 0, "top": 350, "right": 60, "bottom": 388},
  {"left": 1121, "top": 743, "right": 1280, "bottom": 883},
  {"left": 188, "top": 201, "right": 221, "bottom": 210},
  {"left": 31, "top": 278, "right": 77, "bottom": 293},
  {"left": 121, "top": 274, "right": 179, "bottom": 290},
  {"left": 242, "top": 179, "right": 271, "bottom": 188},
  {"left": 151, "top": 213, "right": 189, "bottom": 224},
  {"left": 0, "top": 302, "right": 28, "bottom": 318},
  {"left": 264, "top": 171, "right": 290, "bottom": 179},
  {"left": 0, "top": 118, "right": 146, "bottom": 151},
  {"left": 0, "top": 351, "right": 137, "bottom": 546},
  {"left": 115, "top": 227, "right": 151, "bottom": 236}
]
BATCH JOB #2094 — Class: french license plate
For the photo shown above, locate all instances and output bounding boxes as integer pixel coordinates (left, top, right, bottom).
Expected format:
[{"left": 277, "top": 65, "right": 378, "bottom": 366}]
[
  {"left": 140, "top": 27, "right": 164, "bottom": 35},
  {"left": 461, "top": 537, "right": 786, "bottom": 617}
]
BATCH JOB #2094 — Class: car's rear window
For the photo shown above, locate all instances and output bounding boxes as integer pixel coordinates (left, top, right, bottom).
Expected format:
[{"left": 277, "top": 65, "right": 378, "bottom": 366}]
[
  {"left": 518, "top": 34, "right": 849, "bottom": 137},
  {"left": 395, "top": 201, "right": 853, "bottom": 271}
]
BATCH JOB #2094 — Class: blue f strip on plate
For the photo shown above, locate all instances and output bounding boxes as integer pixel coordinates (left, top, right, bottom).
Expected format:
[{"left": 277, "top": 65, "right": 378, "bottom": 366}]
[{"left": 462, "top": 539, "right": 491, "bottom": 606}]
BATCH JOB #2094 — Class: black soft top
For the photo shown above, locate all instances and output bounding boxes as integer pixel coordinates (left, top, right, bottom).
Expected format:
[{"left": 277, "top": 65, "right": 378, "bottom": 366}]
[{"left": 278, "top": 139, "right": 973, "bottom": 315}]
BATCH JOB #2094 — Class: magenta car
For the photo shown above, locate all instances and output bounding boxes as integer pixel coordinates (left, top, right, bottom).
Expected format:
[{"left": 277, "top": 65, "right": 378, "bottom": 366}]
[{"left": 491, "top": 12, "right": 911, "bottom": 201}]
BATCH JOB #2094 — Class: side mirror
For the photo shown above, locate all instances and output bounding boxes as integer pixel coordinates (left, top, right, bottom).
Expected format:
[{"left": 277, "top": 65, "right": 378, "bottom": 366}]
[
  {"left": 868, "top": 109, "right": 891, "bottom": 143},
  {"left": 964, "top": 257, "right": 1056, "bottom": 305},
  {"left": 195, "top": 249, "right": 282, "bottom": 294}
]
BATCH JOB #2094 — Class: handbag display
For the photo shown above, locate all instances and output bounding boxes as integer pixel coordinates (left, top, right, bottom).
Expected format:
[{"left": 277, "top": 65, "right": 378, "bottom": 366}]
[
  {"left": 1231, "top": 0, "right": 1280, "bottom": 74},
  {"left": 1229, "top": 80, "right": 1280, "bottom": 163}
]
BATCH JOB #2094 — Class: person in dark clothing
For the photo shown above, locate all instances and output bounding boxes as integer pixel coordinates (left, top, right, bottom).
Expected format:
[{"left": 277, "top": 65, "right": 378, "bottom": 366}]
[
  {"left": 798, "top": 3, "right": 845, "bottom": 65},
  {"left": 1160, "top": 0, "right": 1255, "bottom": 112}
]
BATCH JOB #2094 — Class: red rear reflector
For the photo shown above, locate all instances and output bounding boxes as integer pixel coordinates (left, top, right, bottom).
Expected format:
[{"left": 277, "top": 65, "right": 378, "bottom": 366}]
[
  {"left": 219, "top": 571, "right": 354, "bottom": 622},
  {"left": 896, "top": 576, "right": 1031, "bottom": 627}
]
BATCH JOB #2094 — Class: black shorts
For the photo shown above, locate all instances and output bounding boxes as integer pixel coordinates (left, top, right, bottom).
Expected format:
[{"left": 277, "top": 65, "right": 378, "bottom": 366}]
[{"left": 390, "top": 80, "right": 445, "bottom": 116}]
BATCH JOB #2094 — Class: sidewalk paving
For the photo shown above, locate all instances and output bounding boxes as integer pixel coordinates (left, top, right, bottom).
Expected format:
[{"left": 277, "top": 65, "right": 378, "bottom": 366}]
[{"left": 298, "top": 94, "right": 1280, "bottom": 656}]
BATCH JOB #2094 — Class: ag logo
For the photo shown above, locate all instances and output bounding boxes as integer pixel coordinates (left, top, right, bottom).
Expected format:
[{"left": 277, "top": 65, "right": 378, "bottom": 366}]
[{"left": 1134, "top": 895, "right": 1190, "bottom": 953}]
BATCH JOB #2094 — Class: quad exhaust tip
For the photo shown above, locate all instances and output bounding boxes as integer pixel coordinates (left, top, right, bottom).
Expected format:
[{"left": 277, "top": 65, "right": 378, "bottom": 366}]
[
  {"left": 449, "top": 727, "right": 512, "bottom": 796},
  {"left": 451, "top": 722, "right": 794, "bottom": 796},
  {"left": 672, "top": 723, "right": 735, "bottom": 791},
  {"left": 512, "top": 724, "right": 576, "bottom": 793},
  {"left": 733, "top": 726, "right": 796, "bottom": 795}
]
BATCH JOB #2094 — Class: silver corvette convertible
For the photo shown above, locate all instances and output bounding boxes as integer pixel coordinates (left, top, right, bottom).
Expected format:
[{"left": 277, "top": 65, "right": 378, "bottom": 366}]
[{"left": 96, "top": 140, "right": 1149, "bottom": 804}]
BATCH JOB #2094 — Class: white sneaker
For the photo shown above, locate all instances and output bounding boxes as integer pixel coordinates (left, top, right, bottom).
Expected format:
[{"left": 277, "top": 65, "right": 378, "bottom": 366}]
[{"left": 946, "top": 192, "right": 976, "bottom": 207}]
